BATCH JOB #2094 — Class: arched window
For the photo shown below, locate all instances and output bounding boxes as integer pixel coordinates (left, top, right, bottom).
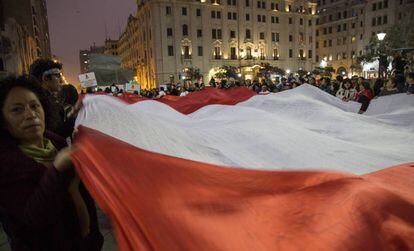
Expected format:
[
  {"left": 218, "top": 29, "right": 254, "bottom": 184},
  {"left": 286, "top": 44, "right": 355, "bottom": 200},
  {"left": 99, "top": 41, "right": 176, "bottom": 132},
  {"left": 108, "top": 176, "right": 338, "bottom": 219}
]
[{"left": 246, "top": 46, "right": 252, "bottom": 59}]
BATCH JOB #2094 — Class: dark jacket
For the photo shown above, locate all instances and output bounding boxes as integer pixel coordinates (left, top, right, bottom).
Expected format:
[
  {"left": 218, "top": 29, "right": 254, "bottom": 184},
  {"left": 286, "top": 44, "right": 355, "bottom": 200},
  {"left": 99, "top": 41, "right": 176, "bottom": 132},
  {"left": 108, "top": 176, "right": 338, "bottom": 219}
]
[
  {"left": 46, "top": 92, "right": 76, "bottom": 139},
  {"left": 0, "top": 132, "right": 103, "bottom": 251}
]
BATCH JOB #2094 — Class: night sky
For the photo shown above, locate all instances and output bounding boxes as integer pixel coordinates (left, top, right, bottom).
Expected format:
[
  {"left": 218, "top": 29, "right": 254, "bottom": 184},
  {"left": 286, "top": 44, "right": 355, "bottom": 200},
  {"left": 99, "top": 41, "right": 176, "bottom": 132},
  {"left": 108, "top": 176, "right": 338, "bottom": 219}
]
[{"left": 46, "top": 0, "right": 136, "bottom": 84}]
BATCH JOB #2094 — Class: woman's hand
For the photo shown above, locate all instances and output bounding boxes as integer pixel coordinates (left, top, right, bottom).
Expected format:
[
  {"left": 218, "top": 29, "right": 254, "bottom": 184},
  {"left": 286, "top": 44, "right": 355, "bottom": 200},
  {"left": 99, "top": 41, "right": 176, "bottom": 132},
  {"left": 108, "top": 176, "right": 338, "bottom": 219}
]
[
  {"left": 67, "top": 100, "right": 83, "bottom": 118},
  {"left": 54, "top": 147, "right": 74, "bottom": 172}
]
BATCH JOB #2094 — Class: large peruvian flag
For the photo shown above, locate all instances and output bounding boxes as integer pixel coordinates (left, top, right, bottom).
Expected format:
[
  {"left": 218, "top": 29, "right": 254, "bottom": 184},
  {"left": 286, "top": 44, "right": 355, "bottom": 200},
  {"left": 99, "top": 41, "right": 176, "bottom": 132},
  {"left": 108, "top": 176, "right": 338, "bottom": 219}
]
[{"left": 72, "top": 85, "right": 414, "bottom": 251}]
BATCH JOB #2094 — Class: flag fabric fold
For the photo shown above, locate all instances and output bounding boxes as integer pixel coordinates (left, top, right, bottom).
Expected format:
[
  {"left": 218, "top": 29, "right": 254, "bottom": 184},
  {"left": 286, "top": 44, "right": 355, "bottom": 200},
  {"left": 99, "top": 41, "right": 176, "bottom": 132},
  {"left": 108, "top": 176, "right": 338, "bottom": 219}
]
[
  {"left": 72, "top": 86, "right": 414, "bottom": 250},
  {"left": 72, "top": 126, "right": 414, "bottom": 251}
]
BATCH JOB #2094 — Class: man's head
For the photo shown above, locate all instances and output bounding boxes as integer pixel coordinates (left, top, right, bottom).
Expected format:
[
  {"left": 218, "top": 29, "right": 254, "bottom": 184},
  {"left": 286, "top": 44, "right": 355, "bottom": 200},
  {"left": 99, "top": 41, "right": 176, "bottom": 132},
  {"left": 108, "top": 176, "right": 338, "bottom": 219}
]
[{"left": 29, "top": 59, "right": 63, "bottom": 93}]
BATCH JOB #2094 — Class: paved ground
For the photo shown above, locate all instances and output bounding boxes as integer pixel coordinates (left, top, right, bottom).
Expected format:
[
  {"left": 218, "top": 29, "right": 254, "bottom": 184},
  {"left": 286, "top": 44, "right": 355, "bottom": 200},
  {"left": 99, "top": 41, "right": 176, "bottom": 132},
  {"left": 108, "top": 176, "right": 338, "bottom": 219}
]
[{"left": 0, "top": 209, "right": 118, "bottom": 251}]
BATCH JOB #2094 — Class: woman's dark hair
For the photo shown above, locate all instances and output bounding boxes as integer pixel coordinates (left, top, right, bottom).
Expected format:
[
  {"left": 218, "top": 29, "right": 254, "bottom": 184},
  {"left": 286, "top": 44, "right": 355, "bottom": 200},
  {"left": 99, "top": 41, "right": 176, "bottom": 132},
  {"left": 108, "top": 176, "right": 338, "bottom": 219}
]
[
  {"left": 29, "top": 59, "right": 63, "bottom": 83},
  {"left": 0, "top": 76, "right": 54, "bottom": 139},
  {"left": 361, "top": 81, "right": 372, "bottom": 91},
  {"left": 60, "top": 84, "right": 79, "bottom": 106}
]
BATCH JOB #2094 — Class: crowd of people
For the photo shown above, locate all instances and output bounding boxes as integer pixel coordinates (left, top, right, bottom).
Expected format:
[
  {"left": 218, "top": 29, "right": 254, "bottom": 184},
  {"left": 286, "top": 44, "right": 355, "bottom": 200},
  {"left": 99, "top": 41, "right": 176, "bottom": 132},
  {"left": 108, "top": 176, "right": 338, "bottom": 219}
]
[
  {"left": 0, "top": 56, "right": 413, "bottom": 250},
  {"left": 102, "top": 71, "right": 413, "bottom": 114}
]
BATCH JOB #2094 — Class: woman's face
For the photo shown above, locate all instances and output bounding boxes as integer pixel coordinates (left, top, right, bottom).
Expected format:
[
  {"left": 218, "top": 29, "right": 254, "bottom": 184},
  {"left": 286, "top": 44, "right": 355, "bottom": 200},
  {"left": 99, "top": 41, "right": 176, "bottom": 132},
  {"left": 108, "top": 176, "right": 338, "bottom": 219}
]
[
  {"left": 344, "top": 82, "right": 351, "bottom": 89},
  {"left": 2, "top": 87, "right": 45, "bottom": 145}
]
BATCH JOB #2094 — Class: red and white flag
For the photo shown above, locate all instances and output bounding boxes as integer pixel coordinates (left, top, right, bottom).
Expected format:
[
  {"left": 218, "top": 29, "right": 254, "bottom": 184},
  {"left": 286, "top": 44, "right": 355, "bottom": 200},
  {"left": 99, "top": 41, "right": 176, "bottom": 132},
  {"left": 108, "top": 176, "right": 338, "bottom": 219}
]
[{"left": 72, "top": 85, "right": 414, "bottom": 251}]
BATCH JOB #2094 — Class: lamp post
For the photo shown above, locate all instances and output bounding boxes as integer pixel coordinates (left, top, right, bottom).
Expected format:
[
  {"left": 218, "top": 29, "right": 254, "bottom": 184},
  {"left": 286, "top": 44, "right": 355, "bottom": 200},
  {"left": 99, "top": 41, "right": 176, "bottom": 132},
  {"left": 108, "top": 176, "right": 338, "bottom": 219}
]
[{"left": 377, "top": 33, "right": 386, "bottom": 78}]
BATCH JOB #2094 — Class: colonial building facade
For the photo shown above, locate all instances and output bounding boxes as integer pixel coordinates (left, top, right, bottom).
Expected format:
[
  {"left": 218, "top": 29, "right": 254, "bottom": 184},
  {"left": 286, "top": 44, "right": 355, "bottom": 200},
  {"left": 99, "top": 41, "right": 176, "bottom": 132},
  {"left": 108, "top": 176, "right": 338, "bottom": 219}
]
[
  {"left": 119, "top": 0, "right": 318, "bottom": 89},
  {"left": 0, "top": 0, "right": 51, "bottom": 77},
  {"left": 316, "top": 0, "right": 414, "bottom": 77}
]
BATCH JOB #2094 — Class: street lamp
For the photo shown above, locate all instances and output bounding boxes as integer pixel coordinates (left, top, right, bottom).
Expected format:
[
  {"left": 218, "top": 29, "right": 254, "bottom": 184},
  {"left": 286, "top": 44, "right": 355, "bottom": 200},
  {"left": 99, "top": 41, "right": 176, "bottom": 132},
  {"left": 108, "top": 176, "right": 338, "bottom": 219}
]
[
  {"left": 376, "top": 32, "right": 387, "bottom": 78},
  {"left": 377, "top": 32, "right": 386, "bottom": 41}
]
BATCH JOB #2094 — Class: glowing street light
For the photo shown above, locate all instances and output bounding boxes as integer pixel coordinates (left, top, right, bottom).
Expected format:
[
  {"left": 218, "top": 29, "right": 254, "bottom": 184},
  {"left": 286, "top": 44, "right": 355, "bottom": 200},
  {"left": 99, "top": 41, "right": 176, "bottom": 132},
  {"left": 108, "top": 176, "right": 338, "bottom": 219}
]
[
  {"left": 286, "top": 69, "right": 291, "bottom": 74},
  {"left": 377, "top": 32, "right": 386, "bottom": 41},
  {"left": 320, "top": 59, "right": 328, "bottom": 68}
]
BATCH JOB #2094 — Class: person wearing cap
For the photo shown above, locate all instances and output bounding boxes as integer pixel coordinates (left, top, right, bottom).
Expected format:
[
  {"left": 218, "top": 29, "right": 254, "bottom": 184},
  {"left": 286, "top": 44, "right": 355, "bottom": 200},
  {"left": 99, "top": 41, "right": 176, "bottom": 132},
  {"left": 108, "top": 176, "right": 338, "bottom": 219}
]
[{"left": 29, "top": 59, "right": 79, "bottom": 140}]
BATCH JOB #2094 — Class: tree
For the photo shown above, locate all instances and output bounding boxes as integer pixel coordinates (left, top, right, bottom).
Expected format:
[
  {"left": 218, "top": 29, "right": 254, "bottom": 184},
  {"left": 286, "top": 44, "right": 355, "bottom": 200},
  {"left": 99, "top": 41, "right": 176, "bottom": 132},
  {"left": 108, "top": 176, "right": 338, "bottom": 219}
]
[
  {"left": 214, "top": 65, "right": 238, "bottom": 79},
  {"left": 350, "top": 63, "right": 362, "bottom": 74},
  {"left": 184, "top": 67, "right": 202, "bottom": 80}
]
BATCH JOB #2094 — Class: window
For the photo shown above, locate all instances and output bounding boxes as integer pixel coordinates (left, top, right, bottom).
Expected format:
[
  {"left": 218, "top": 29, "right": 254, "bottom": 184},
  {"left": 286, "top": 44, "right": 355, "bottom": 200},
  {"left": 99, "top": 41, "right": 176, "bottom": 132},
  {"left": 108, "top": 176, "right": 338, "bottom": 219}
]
[
  {"left": 198, "top": 46, "right": 203, "bottom": 56},
  {"left": 328, "top": 27, "right": 332, "bottom": 33},
  {"left": 377, "top": 16, "right": 382, "bottom": 25},
  {"left": 257, "top": 15, "right": 261, "bottom": 22},
  {"left": 372, "top": 3, "right": 376, "bottom": 11},
  {"left": 337, "top": 25, "right": 341, "bottom": 32},
  {"left": 231, "top": 47, "right": 237, "bottom": 59},
  {"left": 308, "top": 20, "right": 312, "bottom": 26},
  {"left": 182, "top": 7, "right": 187, "bottom": 15},
  {"left": 260, "top": 32, "right": 265, "bottom": 39},
  {"left": 214, "top": 47, "right": 221, "bottom": 59},
  {"left": 211, "top": 11, "right": 216, "bottom": 18},
  {"left": 323, "top": 27, "right": 327, "bottom": 34},
  {"left": 228, "top": 12, "right": 232, "bottom": 19},
  {"left": 289, "top": 49, "right": 293, "bottom": 58},
  {"left": 166, "top": 6, "right": 172, "bottom": 15},
  {"left": 246, "top": 47, "right": 252, "bottom": 59},
  {"left": 257, "top": 1, "right": 261, "bottom": 8},
  {"left": 383, "top": 15, "right": 388, "bottom": 24},
  {"left": 323, "top": 40, "right": 327, "bottom": 47},
  {"left": 273, "top": 49, "right": 279, "bottom": 60},
  {"left": 246, "top": 13, "right": 250, "bottom": 21},
  {"left": 289, "top": 35, "right": 293, "bottom": 42},
  {"left": 246, "top": 0, "right": 250, "bottom": 7},
  {"left": 343, "top": 11, "right": 347, "bottom": 18},
  {"left": 329, "top": 39, "right": 332, "bottom": 46},
  {"left": 343, "top": 23, "right": 347, "bottom": 31},
  {"left": 308, "top": 50, "right": 312, "bottom": 59},
  {"left": 212, "top": 29, "right": 222, "bottom": 39},
  {"left": 233, "top": 13, "right": 237, "bottom": 19},
  {"left": 230, "top": 30, "right": 236, "bottom": 38},
  {"left": 217, "top": 11, "right": 221, "bottom": 18},
  {"left": 167, "top": 28, "right": 173, "bottom": 36},
  {"left": 182, "top": 24, "right": 188, "bottom": 36},
  {"left": 271, "top": 32, "right": 280, "bottom": 42},
  {"left": 352, "top": 23, "right": 355, "bottom": 29},
  {"left": 384, "top": 0, "right": 388, "bottom": 8},
  {"left": 300, "top": 18, "right": 303, "bottom": 25},
  {"left": 342, "top": 52, "right": 347, "bottom": 59},
  {"left": 299, "top": 49, "right": 304, "bottom": 59},
  {"left": 289, "top": 17, "right": 293, "bottom": 24},
  {"left": 196, "top": 8, "right": 201, "bottom": 16},
  {"left": 168, "top": 46, "right": 174, "bottom": 56},
  {"left": 183, "top": 46, "right": 190, "bottom": 59},
  {"left": 246, "top": 29, "right": 251, "bottom": 39},
  {"left": 197, "top": 29, "right": 202, "bottom": 37},
  {"left": 372, "top": 17, "right": 376, "bottom": 26}
]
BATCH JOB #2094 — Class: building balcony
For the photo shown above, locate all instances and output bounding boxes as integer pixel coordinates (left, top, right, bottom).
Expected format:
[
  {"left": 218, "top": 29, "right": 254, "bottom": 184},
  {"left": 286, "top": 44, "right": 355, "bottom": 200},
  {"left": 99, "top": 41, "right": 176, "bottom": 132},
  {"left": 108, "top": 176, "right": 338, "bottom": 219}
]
[
  {"left": 182, "top": 54, "right": 192, "bottom": 60},
  {"left": 213, "top": 55, "right": 222, "bottom": 60}
]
